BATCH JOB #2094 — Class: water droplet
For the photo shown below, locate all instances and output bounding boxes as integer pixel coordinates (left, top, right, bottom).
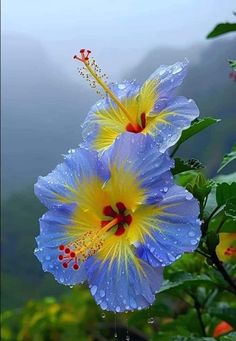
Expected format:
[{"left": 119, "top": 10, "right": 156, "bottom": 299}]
[
  {"left": 126, "top": 336, "right": 130, "bottom": 341},
  {"left": 118, "top": 84, "right": 126, "bottom": 90},
  {"left": 101, "top": 301, "right": 107, "bottom": 310},
  {"left": 100, "top": 290, "right": 105, "bottom": 297},
  {"left": 91, "top": 285, "right": 97, "bottom": 295},
  {"left": 59, "top": 277, "right": 64, "bottom": 283},
  {"left": 45, "top": 255, "right": 51, "bottom": 261},
  {"left": 188, "top": 231, "right": 195, "bottom": 237},
  {"left": 69, "top": 285, "right": 74, "bottom": 289},
  {"left": 190, "top": 239, "right": 198, "bottom": 245},
  {"left": 147, "top": 317, "right": 155, "bottom": 324},
  {"left": 114, "top": 332, "right": 118, "bottom": 338},
  {"left": 167, "top": 253, "right": 176, "bottom": 262},
  {"left": 101, "top": 312, "right": 106, "bottom": 319},
  {"left": 185, "top": 192, "right": 193, "bottom": 200},
  {"left": 163, "top": 187, "right": 168, "bottom": 193},
  {"left": 116, "top": 306, "right": 121, "bottom": 312}
]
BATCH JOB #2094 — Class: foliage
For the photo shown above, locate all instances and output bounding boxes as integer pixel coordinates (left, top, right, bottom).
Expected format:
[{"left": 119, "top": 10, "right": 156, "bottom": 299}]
[{"left": 207, "top": 23, "right": 236, "bottom": 38}]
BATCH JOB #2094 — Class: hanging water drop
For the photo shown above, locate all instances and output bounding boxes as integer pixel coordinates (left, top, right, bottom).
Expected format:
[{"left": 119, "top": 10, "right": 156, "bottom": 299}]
[
  {"left": 147, "top": 317, "right": 155, "bottom": 324},
  {"left": 101, "top": 312, "right": 106, "bottom": 319}
]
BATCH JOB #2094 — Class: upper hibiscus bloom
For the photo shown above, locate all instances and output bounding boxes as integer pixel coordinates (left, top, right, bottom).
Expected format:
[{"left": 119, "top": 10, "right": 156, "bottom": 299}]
[
  {"left": 34, "top": 133, "right": 201, "bottom": 312},
  {"left": 74, "top": 49, "right": 199, "bottom": 153}
]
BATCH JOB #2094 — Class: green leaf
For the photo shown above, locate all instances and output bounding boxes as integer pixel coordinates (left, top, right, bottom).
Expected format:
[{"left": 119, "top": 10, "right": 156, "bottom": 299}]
[
  {"left": 175, "top": 170, "right": 200, "bottom": 187},
  {"left": 219, "top": 332, "right": 236, "bottom": 341},
  {"left": 172, "top": 158, "right": 204, "bottom": 175},
  {"left": 186, "top": 173, "right": 213, "bottom": 204},
  {"left": 207, "top": 23, "right": 236, "bottom": 38},
  {"left": 159, "top": 272, "right": 214, "bottom": 293},
  {"left": 209, "top": 306, "right": 236, "bottom": 328},
  {"left": 224, "top": 197, "right": 236, "bottom": 220},
  {"left": 218, "top": 143, "right": 236, "bottom": 173},
  {"left": 229, "top": 59, "right": 236, "bottom": 71},
  {"left": 172, "top": 118, "right": 219, "bottom": 155},
  {"left": 216, "top": 183, "right": 236, "bottom": 206}
]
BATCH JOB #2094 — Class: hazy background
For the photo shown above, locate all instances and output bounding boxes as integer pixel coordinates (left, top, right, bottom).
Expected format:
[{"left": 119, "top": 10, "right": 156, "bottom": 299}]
[{"left": 1, "top": 0, "right": 236, "bottom": 310}]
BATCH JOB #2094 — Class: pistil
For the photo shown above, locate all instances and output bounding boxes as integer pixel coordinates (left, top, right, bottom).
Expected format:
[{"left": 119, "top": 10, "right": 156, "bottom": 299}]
[{"left": 74, "top": 49, "right": 136, "bottom": 126}]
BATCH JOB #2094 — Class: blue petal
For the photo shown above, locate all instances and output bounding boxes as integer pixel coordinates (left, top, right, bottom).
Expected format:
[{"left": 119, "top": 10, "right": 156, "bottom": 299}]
[
  {"left": 35, "top": 247, "right": 87, "bottom": 286},
  {"left": 102, "top": 133, "right": 174, "bottom": 203},
  {"left": 148, "top": 60, "right": 188, "bottom": 100},
  {"left": 81, "top": 80, "right": 140, "bottom": 150},
  {"left": 35, "top": 210, "right": 87, "bottom": 286},
  {"left": 137, "top": 185, "right": 201, "bottom": 267},
  {"left": 34, "top": 148, "right": 109, "bottom": 210},
  {"left": 85, "top": 257, "right": 163, "bottom": 312},
  {"left": 151, "top": 96, "right": 200, "bottom": 152}
]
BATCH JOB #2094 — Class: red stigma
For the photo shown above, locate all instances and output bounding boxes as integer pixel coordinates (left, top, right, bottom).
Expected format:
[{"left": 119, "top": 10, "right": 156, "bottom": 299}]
[
  {"left": 58, "top": 245, "right": 80, "bottom": 271},
  {"left": 74, "top": 49, "right": 92, "bottom": 63}
]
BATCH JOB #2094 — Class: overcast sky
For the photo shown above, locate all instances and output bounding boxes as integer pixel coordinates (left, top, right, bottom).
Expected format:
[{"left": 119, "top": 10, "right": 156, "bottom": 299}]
[{"left": 2, "top": 0, "right": 236, "bottom": 79}]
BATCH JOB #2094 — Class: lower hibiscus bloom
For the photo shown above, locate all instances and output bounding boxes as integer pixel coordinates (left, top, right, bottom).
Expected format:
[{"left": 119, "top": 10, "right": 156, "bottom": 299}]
[{"left": 34, "top": 133, "right": 201, "bottom": 312}]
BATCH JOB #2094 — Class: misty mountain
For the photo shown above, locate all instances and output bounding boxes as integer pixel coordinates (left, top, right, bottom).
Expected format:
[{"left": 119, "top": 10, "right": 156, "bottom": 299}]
[
  {"left": 2, "top": 34, "right": 236, "bottom": 197},
  {"left": 1, "top": 34, "right": 97, "bottom": 195}
]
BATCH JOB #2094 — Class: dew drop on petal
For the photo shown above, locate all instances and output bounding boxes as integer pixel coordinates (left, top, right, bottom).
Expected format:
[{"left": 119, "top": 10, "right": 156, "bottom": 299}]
[
  {"left": 91, "top": 285, "right": 97, "bottom": 295},
  {"left": 167, "top": 253, "right": 176, "bottom": 262},
  {"left": 185, "top": 192, "right": 193, "bottom": 200},
  {"left": 118, "top": 84, "right": 126, "bottom": 90},
  {"left": 188, "top": 231, "right": 195, "bottom": 237},
  {"left": 190, "top": 239, "right": 198, "bottom": 245},
  {"left": 45, "top": 255, "right": 51, "bottom": 261},
  {"left": 163, "top": 187, "right": 168, "bottom": 193},
  {"left": 100, "top": 289, "right": 105, "bottom": 297},
  {"left": 101, "top": 301, "right": 107, "bottom": 310},
  {"left": 115, "top": 306, "right": 121, "bottom": 312}
]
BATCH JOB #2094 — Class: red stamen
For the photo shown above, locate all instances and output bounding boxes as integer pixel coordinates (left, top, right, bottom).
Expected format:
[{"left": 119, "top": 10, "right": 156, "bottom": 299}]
[
  {"left": 59, "top": 245, "right": 65, "bottom": 251},
  {"left": 62, "top": 262, "right": 68, "bottom": 268},
  {"left": 70, "top": 251, "right": 76, "bottom": 258},
  {"left": 58, "top": 255, "right": 64, "bottom": 261},
  {"left": 65, "top": 248, "right": 70, "bottom": 254}
]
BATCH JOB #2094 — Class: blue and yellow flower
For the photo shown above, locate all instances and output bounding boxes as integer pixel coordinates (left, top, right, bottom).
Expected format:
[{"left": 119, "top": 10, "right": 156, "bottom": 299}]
[
  {"left": 35, "top": 134, "right": 201, "bottom": 312},
  {"left": 216, "top": 233, "right": 236, "bottom": 262},
  {"left": 74, "top": 49, "right": 199, "bottom": 153}
]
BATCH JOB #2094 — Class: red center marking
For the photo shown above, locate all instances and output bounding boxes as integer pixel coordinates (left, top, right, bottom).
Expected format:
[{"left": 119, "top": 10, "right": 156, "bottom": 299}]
[
  {"left": 101, "top": 202, "right": 132, "bottom": 236},
  {"left": 224, "top": 247, "right": 236, "bottom": 256},
  {"left": 126, "top": 112, "right": 146, "bottom": 133}
]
